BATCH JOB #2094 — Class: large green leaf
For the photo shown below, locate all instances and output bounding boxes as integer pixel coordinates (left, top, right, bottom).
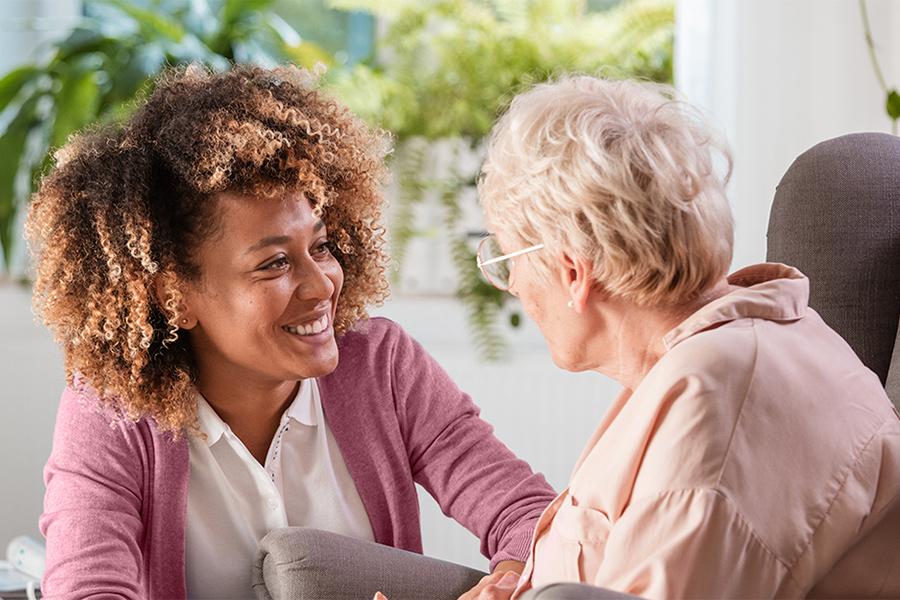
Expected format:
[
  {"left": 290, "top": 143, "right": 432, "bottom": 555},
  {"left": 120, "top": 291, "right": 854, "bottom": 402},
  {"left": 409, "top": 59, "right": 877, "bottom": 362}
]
[
  {"left": 221, "top": 0, "right": 275, "bottom": 29},
  {"left": 0, "top": 94, "right": 41, "bottom": 271},
  {"left": 208, "top": 0, "right": 275, "bottom": 55},
  {"left": 0, "top": 67, "right": 40, "bottom": 115},
  {"left": 99, "top": 0, "right": 187, "bottom": 42},
  {"left": 55, "top": 27, "right": 113, "bottom": 61},
  {"left": 51, "top": 69, "right": 102, "bottom": 148}
]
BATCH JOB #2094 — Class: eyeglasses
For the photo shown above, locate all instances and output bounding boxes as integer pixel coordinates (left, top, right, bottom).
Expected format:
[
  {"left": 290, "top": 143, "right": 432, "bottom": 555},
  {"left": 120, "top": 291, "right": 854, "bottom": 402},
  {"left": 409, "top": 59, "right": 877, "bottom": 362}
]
[{"left": 476, "top": 235, "right": 544, "bottom": 291}]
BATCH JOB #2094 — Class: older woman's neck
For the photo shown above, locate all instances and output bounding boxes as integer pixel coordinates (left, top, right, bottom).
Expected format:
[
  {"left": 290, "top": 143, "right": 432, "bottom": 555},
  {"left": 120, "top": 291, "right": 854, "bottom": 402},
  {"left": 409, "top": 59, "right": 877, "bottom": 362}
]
[{"left": 588, "top": 278, "right": 736, "bottom": 391}]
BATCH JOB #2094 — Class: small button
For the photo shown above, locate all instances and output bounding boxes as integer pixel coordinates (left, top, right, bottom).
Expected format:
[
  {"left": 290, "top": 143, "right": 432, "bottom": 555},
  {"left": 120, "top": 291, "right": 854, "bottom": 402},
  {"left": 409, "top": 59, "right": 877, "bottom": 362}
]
[{"left": 267, "top": 498, "right": 279, "bottom": 510}]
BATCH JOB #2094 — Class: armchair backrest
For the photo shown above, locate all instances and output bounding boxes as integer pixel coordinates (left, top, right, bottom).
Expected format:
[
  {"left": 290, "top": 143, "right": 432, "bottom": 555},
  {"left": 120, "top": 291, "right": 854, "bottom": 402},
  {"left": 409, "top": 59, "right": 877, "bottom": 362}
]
[{"left": 766, "top": 132, "right": 900, "bottom": 406}]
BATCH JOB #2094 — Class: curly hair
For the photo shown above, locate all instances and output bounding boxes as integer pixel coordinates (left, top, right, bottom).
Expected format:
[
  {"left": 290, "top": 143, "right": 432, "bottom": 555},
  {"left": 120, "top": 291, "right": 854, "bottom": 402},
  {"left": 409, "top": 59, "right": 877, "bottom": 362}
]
[{"left": 26, "top": 64, "right": 391, "bottom": 434}]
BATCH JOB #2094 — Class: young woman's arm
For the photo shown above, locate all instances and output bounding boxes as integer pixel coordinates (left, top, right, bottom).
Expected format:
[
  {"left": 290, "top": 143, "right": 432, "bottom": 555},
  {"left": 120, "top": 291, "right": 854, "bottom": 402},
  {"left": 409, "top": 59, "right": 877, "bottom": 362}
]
[
  {"left": 40, "top": 387, "right": 149, "bottom": 599},
  {"left": 386, "top": 321, "right": 556, "bottom": 570}
]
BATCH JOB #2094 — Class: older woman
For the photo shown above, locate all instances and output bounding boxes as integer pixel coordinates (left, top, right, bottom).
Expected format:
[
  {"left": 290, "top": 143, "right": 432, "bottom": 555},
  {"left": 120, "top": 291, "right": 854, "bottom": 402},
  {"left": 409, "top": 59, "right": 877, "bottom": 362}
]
[
  {"left": 27, "top": 64, "right": 555, "bottom": 599},
  {"left": 472, "top": 76, "right": 900, "bottom": 599}
]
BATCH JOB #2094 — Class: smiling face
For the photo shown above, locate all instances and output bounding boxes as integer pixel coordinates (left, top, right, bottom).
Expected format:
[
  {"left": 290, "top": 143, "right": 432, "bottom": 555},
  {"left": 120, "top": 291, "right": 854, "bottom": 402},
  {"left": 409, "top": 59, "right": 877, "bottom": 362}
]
[{"left": 180, "top": 191, "right": 343, "bottom": 388}]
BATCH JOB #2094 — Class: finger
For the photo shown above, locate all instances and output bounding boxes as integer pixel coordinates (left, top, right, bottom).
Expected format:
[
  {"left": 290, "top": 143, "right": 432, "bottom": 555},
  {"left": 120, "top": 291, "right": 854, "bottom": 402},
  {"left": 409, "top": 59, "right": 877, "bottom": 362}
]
[
  {"left": 477, "top": 583, "right": 516, "bottom": 600},
  {"left": 458, "top": 571, "right": 508, "bottom": 600},
  {"left": 373, "top": 592, "right": 388, "bottom": 600}
]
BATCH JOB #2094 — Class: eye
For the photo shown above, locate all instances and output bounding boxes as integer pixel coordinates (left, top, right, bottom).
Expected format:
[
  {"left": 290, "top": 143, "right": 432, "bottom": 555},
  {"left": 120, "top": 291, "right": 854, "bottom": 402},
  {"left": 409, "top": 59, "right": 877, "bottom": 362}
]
[
  {"left": 312, "top": 239, "right": 334, "bottom": 258},
  {"left": 260, "top": 256, "right": 290, "bottom": 271}
]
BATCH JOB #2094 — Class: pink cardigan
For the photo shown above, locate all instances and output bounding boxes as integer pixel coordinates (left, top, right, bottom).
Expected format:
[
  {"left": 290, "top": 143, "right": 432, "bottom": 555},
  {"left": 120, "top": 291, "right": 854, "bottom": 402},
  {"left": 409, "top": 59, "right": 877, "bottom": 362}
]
[{"left": 40, "top": 318, "right": 556, "bottom": 599}]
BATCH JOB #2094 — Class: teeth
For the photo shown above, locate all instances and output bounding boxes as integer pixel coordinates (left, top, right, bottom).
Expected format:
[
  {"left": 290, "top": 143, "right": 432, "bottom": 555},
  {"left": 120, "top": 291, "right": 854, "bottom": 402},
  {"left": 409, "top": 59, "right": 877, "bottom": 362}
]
[{"left": 283, "top": 315, "right": 329, "bottom": 336}]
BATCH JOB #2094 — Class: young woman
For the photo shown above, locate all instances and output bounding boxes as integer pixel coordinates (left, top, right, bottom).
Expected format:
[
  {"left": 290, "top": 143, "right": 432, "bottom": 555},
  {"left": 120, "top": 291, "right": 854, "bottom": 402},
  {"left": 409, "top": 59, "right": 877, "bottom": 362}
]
[{"left": 28, "top": 64, "right": 555, "bottom": 599}]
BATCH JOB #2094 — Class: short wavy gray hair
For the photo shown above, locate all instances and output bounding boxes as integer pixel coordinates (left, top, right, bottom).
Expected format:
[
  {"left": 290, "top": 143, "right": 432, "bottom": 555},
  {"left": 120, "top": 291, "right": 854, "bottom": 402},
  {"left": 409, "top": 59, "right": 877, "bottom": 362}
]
[{"left": 479, "top": 75, "right": 734, "bottom": 306}]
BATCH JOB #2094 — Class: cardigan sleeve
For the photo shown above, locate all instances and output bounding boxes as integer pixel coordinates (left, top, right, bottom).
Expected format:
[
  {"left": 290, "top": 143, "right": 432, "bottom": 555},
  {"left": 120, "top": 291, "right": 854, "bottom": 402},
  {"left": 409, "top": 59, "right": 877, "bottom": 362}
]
[
  {"left": 385, "top": 320, "right": 556, "bottom": 569},
  {"left": 39, "top": 386, "right": 147, "bottom": 600}
]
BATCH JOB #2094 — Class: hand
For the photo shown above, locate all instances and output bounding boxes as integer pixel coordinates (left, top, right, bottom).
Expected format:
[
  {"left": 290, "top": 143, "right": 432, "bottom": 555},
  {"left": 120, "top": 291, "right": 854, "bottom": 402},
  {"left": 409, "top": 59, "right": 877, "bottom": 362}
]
[
  {"left": 456, "top": 570, "right": 520, "bottom": 600},
  {"left": 373, "top": 562, "right": 523, "bottom": 600}
]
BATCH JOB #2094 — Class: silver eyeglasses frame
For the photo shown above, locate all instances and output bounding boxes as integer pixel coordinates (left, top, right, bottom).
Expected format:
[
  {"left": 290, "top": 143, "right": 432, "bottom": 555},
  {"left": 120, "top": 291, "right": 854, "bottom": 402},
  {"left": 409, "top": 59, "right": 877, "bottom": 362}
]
[{"left": 476, "top": 235, "right": 545, "bottom": 291}]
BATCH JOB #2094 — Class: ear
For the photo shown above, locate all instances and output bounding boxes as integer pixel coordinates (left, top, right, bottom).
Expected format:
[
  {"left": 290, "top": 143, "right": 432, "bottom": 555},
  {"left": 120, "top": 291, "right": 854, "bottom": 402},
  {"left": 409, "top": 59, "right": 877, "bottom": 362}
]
[
  {"left": 557, "top": 251, "right": 596, "bottom": 313},
  {"left": 153, "top": 270, "right": 198, "bottom": 330}
]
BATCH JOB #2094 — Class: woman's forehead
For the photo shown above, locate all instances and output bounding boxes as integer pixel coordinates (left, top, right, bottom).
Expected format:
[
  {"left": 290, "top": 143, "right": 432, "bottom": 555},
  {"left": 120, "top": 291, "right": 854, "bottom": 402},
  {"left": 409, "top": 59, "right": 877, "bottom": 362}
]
[{"left": 211, "top": 191, "right": 326, "bottom": 243}]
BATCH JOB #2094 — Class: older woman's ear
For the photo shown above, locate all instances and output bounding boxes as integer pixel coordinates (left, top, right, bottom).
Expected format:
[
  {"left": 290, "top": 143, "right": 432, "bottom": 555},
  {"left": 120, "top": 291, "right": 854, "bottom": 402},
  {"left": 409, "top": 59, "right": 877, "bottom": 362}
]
[{"left": 557, "top": 251, "right": 598, "bottom": 313}]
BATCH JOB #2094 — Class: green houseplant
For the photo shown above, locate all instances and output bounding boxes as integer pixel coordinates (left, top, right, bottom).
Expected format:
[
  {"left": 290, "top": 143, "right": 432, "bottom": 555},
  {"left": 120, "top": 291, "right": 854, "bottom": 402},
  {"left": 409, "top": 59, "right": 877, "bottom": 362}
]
[
  {"left": 0, "top": 0, "right": 329, "bottom": 277},
  {"left": 859, "top": 0, "right": 900, "bottom": 134},
  {"left": 327, "top": 0, "right": 675, "bottom": 358}
]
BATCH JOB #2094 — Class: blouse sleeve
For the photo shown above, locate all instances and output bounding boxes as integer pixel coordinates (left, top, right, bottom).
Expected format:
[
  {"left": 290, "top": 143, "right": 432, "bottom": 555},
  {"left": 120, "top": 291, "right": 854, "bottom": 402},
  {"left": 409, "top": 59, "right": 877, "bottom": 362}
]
[
  {"left": 39, "top": 386, "right": 147, "bottom": 599},
  {"left": 594, "top": 488, "right": 791, "bottom": 599},
  {"left": 387, "top": 323, "right": 556, "bottom": 569}
]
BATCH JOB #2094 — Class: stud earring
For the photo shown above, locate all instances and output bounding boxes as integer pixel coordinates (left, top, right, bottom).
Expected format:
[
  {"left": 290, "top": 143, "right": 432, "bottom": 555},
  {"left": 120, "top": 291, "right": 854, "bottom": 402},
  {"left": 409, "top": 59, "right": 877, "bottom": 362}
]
[{"left": 567, "top": 300, "right": 574, "bottom": 309}]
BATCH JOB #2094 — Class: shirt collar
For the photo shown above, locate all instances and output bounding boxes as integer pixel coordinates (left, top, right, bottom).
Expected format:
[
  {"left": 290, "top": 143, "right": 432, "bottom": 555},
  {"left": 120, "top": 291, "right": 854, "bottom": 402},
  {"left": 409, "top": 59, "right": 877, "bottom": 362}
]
[
  {"left": 195, "top": 379, "right": 318, "bottom": 447},
  {"left": 196, "top": 394, "right": 228, "bottom": 447},
  {"left": 663, "top": 262, "right": 809, "bottom": 350},
  {"left": 285, "top": 379, "right": 318, "bottom": 427}
]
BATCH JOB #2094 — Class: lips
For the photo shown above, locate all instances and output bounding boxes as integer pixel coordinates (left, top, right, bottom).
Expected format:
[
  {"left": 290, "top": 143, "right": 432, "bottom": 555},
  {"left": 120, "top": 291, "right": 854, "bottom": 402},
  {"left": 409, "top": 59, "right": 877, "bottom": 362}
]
[{"left": 281, "top": 314, "right": 329, "bottom": 337}]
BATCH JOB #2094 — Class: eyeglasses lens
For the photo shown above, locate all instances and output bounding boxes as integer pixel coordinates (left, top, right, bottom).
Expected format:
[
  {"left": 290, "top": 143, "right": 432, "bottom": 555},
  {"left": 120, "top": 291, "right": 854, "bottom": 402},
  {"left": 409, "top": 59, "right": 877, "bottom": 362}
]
[{"left": 479, "top": 237, "right": 511, "bottom": 290}]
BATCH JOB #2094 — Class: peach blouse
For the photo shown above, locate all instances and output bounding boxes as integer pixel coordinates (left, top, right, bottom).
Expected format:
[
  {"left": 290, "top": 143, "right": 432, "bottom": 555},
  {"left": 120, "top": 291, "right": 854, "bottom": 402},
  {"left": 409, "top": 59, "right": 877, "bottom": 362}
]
[{"left": 514, "top": 264, "right": 900, "bottom": 599}]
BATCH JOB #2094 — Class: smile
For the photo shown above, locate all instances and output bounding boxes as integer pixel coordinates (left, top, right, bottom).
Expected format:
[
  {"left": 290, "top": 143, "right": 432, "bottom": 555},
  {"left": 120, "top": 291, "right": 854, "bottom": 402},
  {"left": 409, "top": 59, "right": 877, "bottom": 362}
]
[{"left": 282, "top": 314, "right": 329, "bottom": 337}]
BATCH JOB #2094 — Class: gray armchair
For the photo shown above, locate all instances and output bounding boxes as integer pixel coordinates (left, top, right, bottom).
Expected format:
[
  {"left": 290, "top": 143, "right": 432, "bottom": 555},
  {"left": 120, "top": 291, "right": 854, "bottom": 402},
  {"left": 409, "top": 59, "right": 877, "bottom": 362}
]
[
  {"left": 767, "top": 132, "right": 900, "bottom": 405},
  {"left": 253, "top": 133, "right": 900, "bottom": 600},
  {"left": 253, "top": 527, "right": 636, "bottom": 600}
]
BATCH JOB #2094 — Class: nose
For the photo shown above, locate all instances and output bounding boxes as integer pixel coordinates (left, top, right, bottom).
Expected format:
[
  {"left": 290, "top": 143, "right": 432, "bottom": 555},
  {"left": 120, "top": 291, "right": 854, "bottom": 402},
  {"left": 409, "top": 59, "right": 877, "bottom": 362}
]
[{"left": 293, "top": 257, "right": 336, "bottom": 302}]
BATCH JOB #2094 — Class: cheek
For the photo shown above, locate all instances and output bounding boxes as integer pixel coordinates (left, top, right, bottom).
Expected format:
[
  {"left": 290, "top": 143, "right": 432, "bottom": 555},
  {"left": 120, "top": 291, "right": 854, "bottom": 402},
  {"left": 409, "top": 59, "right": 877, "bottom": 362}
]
[{"left": 330, "top": 261, "right": 344, "bottom": 302}]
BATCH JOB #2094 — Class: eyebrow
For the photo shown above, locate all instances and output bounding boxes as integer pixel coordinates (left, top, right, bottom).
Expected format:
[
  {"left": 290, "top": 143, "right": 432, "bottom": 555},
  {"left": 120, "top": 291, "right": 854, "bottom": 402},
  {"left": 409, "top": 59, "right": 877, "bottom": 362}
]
[{"left": 244, "top": 221, "right": 325, "bottom": 254}]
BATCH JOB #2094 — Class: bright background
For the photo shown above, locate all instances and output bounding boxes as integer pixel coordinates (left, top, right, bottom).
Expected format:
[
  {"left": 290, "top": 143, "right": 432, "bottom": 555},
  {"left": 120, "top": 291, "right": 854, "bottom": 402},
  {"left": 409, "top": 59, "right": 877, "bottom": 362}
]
[{"left": 1, "top": 0, "right": 898, "bottom": 571}]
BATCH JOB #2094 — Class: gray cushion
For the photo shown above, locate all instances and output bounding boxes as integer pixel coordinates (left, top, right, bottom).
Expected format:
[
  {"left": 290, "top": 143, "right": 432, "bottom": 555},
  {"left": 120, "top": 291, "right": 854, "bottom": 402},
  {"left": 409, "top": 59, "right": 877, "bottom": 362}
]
[
  {"left": 253, "top": 527, "right": 487, "bottom": 600},
  {"left": 767, "top": 132, "right": 900, "bottom": 385}
]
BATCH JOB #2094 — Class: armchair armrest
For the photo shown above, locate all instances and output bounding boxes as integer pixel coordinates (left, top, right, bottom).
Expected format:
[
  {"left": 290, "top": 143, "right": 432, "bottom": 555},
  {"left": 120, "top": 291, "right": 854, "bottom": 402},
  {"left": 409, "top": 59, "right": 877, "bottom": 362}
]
[
  {"left": 252, "top": 527, "right": 487, "bottom": 600},
  {"left": 520, "top": 583, "right": 642, "bottom": 600}
]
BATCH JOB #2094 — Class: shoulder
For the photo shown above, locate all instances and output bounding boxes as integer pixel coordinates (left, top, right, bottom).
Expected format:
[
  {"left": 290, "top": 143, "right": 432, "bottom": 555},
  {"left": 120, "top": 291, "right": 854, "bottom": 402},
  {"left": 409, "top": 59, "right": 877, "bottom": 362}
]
[
  {"left": 334, "top": 317, "right": 423, "bottom": 369},
  {"left": 52, "top": 383, "right": 172, "bottom": 470},
  {"left": 656, "top": 319, "right": 760, "bottom": 396},
  {"left": 626, "top": 323, "right": 761, "bottom": 494},
  {"left": 337, "top": 316, "right": 406, "bottom": 352}
]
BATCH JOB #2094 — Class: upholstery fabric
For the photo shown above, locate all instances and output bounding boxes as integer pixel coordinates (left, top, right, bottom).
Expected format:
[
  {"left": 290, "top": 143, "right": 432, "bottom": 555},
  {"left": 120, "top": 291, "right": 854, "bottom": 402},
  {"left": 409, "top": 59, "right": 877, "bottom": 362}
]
[
  {"left": 253, "top": 527, "right": 486, "bottom": 600},
  {"left": 518, "top": 583, "right": 638, "bottom": 600},
  {"left": 767, "top": 132, "right": 900, "bottom": 397}
]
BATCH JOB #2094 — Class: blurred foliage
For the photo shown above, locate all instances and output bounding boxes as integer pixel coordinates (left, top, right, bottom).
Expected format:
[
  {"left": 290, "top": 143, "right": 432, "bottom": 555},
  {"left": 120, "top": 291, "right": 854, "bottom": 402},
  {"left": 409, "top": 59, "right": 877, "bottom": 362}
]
[
  {"left": 0, "top": 0, "right": 330, "bottom": 273},
  {"left": 0, "top": 0, "right": 673, "bottom": 358},
  {"left": 326, "top": 0, "right": 674, "bottom": 358},
  {"left": 328, "top": 0, "right": 673, "bottom": 139}
]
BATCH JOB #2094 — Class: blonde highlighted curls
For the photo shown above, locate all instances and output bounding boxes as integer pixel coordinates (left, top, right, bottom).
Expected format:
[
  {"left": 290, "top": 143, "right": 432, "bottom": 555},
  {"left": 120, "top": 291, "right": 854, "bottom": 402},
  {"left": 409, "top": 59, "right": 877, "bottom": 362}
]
[
  {"left": 480, "top": 75, "right": 734, "bottom": 307},
  {"left": 26, "top": 64, "right": 391, "bottom": 434}
]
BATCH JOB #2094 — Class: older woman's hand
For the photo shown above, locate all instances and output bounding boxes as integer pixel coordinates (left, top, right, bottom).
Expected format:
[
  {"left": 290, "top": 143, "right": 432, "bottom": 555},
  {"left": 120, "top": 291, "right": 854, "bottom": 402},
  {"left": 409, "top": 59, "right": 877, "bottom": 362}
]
[{"left": 457, "top": 570, "right": 520, "bottom": 600}]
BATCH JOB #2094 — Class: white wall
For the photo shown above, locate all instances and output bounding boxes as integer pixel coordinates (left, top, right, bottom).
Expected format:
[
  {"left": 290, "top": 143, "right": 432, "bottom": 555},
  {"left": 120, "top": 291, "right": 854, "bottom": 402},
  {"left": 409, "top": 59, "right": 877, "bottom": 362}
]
[{"left": 675, "top": 0, "right": 900, "bottom": 269}]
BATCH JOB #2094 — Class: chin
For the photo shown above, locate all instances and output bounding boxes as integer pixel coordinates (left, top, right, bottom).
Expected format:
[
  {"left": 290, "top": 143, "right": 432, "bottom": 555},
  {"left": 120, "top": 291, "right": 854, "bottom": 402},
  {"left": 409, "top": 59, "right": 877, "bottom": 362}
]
[
  {"left": 548, "top": 345, "right": 585, "bottom": 373},
  {"left": 296, "top": 345, "right": 340, "bottom": 378}
]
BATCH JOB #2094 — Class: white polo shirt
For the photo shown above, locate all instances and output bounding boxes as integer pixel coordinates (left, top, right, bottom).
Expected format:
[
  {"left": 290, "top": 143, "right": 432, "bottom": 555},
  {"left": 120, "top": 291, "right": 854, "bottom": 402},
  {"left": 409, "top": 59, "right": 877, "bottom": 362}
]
[{"left": 185, "top": 379, "right": 374, "bottom": 599}]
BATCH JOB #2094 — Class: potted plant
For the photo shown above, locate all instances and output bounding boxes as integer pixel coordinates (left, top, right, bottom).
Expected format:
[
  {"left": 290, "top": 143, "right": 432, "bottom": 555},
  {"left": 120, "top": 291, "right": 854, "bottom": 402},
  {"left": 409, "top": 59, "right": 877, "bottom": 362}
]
[{"left": 327, "top": 0, "right": 675, "bottom": 357}]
